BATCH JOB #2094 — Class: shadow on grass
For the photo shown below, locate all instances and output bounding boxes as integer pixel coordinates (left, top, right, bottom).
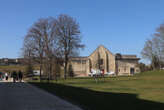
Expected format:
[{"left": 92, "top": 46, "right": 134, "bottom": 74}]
[{"left": 30, "top": 82, "right": 164, "bottom": 110}]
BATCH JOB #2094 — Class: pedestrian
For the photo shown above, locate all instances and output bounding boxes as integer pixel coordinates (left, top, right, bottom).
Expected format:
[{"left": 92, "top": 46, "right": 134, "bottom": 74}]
[
  {"left": 18, "top": 70, "right": 23, "bottom": 82},
  {"left": 0, "top": 72, "right": 2, "bottom": 81},
  {"left": 12, "top": 71, "right": 17, "bottom": 83},
  {"left": 16, "top": 72, "right": 18, "bottom": 81},
  {"left": 5, "top": 73, "right": 8, "bottom": 81}
]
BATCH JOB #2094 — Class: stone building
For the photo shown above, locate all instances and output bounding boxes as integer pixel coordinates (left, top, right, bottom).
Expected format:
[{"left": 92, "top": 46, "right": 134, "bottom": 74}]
[
  {"left": 0, "top": 58, "right": 25, "bottom": 66},
  {"left": 69, "top": 45, "right": 140, "bottom": 77}
]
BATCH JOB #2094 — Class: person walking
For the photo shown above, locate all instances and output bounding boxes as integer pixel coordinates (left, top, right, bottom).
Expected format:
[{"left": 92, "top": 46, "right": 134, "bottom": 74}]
[
  {"left": 12, "top": 71, "right": 17, "bottom": 83},
  {"left": 18, "top": 70, "right": 23, "bottom": 82},
  {"left": 0, "top": 72, "right": 2, "bottom": 81},
  {"left": 5, "top": 73, "right": 8, "bottom": 81}
]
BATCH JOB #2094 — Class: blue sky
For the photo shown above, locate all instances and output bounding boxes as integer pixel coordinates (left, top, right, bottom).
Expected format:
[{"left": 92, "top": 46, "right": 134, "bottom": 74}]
[{"left": 0, "top": 0, "right": 164, "bottom": 63}]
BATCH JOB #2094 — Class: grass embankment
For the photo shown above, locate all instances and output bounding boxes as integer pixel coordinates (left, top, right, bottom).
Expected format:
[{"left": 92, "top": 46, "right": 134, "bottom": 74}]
[
  {"left": 0, "top": 65, "right": 40, "bottom": 73},
  {"left": 30, "top": 70, "right": 164, "bottom": 110},
  {"left": 0, "top": 65, "right": 26, "bottom": 73}
]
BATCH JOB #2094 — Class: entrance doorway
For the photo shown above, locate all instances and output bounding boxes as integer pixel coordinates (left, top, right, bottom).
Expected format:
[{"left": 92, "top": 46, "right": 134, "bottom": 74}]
[{"left": 130, "top": 68, "right": 135, "bottom": 75}]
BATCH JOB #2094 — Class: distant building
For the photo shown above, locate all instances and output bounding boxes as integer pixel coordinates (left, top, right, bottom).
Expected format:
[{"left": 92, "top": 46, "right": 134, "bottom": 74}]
[
  {"left": 69, "top": 45, "right": 140, "bottom": 77},
  {"left": 0, "top": 58, "right": 24, "bottom": 65},
  {"left": 0, "top": 45, "right": 140, "bottom": 77}
]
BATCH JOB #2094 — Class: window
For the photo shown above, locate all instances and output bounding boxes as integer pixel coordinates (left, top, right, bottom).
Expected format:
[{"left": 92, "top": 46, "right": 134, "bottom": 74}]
[
  {"left": 124, "top": 67, "right": 126, "bottom": 72},
  {"left": 82, "top": 60, "right": 86, "bottom": 64},
  {"left": 136, "top": 69, "right": 139, "bottom": 72},
  {"left": 100, "top": 59, "right": 103, "bottom": 65}
]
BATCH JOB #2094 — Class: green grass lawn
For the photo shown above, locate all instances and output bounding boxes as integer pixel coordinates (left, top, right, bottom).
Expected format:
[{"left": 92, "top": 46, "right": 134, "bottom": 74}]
[{"left": 30, "top": 70, "right": 164, "bottom": 110}]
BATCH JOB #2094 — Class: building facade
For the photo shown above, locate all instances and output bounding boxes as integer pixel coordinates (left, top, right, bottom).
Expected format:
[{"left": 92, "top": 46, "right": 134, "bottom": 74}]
[
  {"left": 69, "top": 45, "right": 140, "bottom": 77},
  {"left": 0, "top": 58, "right": 25, "bottom": 66}
]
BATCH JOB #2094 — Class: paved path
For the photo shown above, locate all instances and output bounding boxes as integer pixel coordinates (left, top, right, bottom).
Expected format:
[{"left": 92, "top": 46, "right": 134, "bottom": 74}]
[{"left": 0, "top": 82, "right": 82, "bottom": 110}]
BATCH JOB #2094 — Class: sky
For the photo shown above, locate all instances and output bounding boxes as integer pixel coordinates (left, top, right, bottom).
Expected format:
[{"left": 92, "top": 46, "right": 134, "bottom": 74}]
[{"left": 0, "top": 0, "right": 164, "bottom": 63}]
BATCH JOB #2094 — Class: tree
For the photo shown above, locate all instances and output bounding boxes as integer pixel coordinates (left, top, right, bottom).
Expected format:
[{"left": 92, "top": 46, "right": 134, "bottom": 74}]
[
  {"left": 23, "top": 24, "right": 43, "bottom": 81},
  {"left": 22, "top": 14, "right": 84, "bottom": 80},
  {"left": 23, "top": 18, "right": 58, "bottom": 82},
  {"left": 141, "top": 22, "right": 164, "bottom": 69},
  {"left": 141, "top": 38, "right": 160, "bottom": 69},
  {"left": 137, "top": 63, "right": 151, "bottom": 72},
  {"left": 68, "top": 64, "right": 74, "bottom": 77},
  {"left": 25, "top": 63, "right": 34, "bottom": 76},
  {"left": 53, "top": 60, "right": 61, "bottom": 80},
  {"left": 22, "top": 36, "right": 35, "bottom": 76},
  {"left": 55, "top": 14, "right": 84, "bottom": 79}
]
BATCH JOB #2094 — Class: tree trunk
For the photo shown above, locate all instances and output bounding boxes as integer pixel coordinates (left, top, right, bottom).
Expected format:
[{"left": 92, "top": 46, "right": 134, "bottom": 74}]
[
  {"left": 49, "top": 59, "right": 52, "bottom": 81},
  {"left": 39, "top": 64, "right": 42, "bottom": 82},
  {"left": 64, "top": 61, "right": 67, "bottom": 80}
]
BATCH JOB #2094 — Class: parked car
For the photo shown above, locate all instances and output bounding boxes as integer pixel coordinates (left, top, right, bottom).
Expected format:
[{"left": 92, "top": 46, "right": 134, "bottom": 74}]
[
  {"left": 33, "top": 70, "right": 41, "bottom": 76},
  {"left": 105, "top": 71, "right": 115, "bottom": 76}
]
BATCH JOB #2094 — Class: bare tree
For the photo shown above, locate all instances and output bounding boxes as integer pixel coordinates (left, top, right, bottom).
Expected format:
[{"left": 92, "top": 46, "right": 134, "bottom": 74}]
[
  {"left": 22, "top": 34, "right": 36, "bottom": 65},
  {"left": 22, "top": 35, "right": 36, "bottom": 77},
  {"left": 55, "top": 14, "right": 84, "bottom": 79},
  {"left": 141, "top": 38, "right": 160, "bottom": 69},
  {"left": 23, "top": 14, "right": 84, "bottom": 80},
  {"left": 24, "top": 20, "right": 45, "bottom": 81},
  {"left": 23, "top": 18, "right": 58, "bottom": 81},
  {"left": 155, "top": 23, "right": 164, "bottom": 64},
  {"left": 141, "top": 39, "right": 154, "bottom": 62},
  {"left": 141, "top": 22, "right": 164, "bottom": 69}
]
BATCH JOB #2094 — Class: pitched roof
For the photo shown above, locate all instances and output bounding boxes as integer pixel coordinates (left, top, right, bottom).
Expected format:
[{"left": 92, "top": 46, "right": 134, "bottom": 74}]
[
  {"left": 70, "top": 45, "right": 140, "bottom": 61},
  {"left": 117, "top": 54, "right": 140, "bottom": 60},
  {"left": 88, "top": 45, "right": 114, "bottom": 57}
]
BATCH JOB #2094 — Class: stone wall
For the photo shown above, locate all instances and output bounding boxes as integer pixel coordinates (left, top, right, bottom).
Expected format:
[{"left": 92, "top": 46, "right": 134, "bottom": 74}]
[
  {"left": 88, "top": 45, "right": 115, "bottom": 74},
  {"left": 116, "top": 59, "right": 140, "bottom": 75},
  {"left": 69, "top": 58, "right": 88, "bottom": 77},
  {"left": 69, "top": 45, "right": 140, "bottom": 77}
]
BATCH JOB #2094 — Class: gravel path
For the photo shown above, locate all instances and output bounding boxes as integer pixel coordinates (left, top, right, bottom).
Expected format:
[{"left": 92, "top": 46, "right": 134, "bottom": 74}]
[{"left": 0, "top": 82, "right": 82, "bottom": 110}]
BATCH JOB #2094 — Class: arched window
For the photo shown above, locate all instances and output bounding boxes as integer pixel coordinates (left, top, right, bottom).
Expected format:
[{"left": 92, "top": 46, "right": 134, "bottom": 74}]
[{"left": 100, "top": 59, "right": 103, "bottom": 65}]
